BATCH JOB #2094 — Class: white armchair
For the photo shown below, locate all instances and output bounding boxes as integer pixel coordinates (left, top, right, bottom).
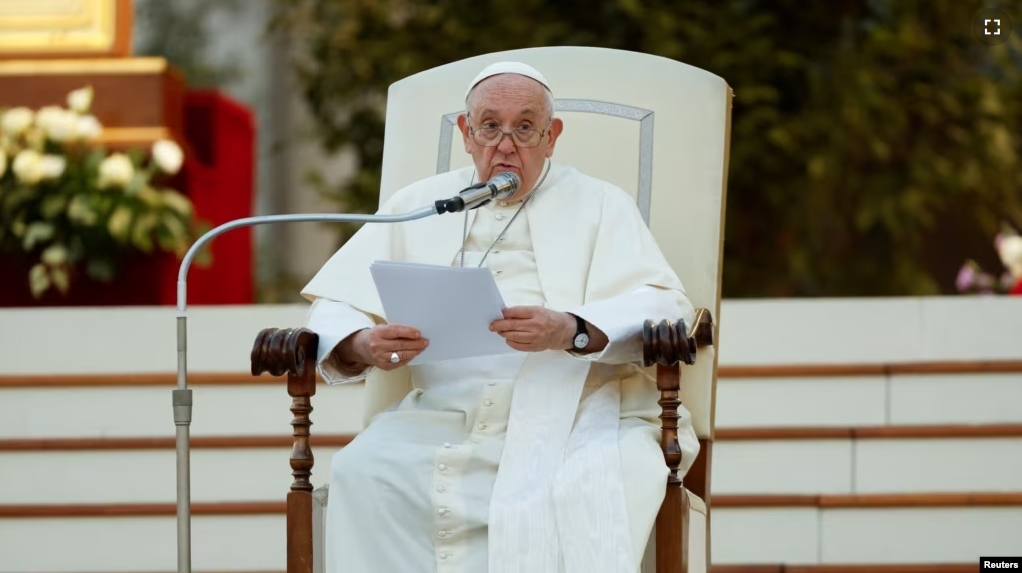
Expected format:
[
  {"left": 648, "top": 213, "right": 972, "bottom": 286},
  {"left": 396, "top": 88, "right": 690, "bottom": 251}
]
[{"left": 251, "top": 46, "right": 732, "bottom": 573}]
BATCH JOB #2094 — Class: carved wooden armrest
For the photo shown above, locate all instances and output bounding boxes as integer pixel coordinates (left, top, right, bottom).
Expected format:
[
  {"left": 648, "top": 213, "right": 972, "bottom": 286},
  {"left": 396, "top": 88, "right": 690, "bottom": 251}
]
[
  {"left": 642, "top": 308, "right": 714, "bottom": 483},
  {"left": 251, "top": 327, "right": 320, "bottom": 573},
  {"left": 251, "top": 327, "right": 319, "bottom": 380},
  {"left": 642, "top": 309, "right": 714, "bottom": 572}
]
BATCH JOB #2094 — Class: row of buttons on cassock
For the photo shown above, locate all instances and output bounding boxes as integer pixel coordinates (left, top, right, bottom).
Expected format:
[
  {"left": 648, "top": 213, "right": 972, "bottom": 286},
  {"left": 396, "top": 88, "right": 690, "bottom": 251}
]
[{"left": 433, "top": 381, "right": 504, "bottom": 566}]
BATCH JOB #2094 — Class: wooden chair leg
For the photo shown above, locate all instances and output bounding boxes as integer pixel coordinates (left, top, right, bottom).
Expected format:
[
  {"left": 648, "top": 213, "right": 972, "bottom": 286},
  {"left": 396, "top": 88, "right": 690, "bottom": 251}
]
[{"left": 655, "top": 482, "right": 691, "bottom": 572}]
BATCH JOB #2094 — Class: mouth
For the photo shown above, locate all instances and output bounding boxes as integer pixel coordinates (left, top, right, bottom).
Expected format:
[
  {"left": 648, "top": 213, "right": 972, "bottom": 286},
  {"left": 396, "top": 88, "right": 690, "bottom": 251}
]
[{"left": 493, "top": 163, "right": 520, "bottom": 172}]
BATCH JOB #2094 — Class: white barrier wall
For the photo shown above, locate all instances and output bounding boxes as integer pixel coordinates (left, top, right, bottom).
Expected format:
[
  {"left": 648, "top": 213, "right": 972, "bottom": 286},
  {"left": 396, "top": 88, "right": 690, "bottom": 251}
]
[
  {"left": 3, "top": 296, "right": 1020, "bottom": 374},
  {"left": 1, "top": 296, "right": 1020, "bottom": 571}
]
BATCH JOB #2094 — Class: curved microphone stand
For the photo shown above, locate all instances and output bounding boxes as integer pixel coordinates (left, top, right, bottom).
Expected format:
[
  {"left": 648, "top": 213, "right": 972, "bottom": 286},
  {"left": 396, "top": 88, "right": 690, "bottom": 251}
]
[
  {"left": 172, "top": 172, "right": 520, "bottom": 573},
  {"left": 172, "top": 207, "right": 438, "bottom": 573}
]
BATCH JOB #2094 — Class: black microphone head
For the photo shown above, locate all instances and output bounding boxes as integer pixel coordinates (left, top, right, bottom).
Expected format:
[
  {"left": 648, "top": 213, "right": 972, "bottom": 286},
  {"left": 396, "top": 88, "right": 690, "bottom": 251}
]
[{"left": 487, "top": 172, "right": 520, "bottom": 199}]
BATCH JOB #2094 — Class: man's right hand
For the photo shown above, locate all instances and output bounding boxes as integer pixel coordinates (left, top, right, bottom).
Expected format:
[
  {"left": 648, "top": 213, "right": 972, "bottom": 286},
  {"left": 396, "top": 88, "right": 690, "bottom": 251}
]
[{"left": 337, "top": 325, "right": 429, "bottom": 371}]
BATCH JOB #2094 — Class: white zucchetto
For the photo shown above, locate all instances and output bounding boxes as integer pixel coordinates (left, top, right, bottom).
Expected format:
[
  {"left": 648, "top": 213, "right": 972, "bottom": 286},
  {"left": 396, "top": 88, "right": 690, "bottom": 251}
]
[{"left": 465, "top": 61, "right": 553, "bottom": 99}]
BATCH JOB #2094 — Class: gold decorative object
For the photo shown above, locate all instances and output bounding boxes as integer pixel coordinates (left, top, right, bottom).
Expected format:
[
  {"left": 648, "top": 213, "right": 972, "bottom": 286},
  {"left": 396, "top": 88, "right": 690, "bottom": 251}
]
[
  {"left": 0, "top": 56, "right": 184, "bottom": 149},
  {"left": 0, "top": 0, "right": 132, "bottom": 59}
]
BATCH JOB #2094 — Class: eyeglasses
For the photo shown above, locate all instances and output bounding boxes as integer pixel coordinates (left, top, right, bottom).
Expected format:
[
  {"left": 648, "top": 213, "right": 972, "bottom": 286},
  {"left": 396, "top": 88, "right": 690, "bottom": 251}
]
[{"left": 468, "top": 122, "right": 550, "bottom": 148}]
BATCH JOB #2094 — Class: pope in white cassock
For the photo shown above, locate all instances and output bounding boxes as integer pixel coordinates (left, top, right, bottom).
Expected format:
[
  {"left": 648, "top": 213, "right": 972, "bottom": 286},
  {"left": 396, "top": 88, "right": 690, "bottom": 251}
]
[{"left": 301, "top": 61, "right": 700, "bottom": 573}]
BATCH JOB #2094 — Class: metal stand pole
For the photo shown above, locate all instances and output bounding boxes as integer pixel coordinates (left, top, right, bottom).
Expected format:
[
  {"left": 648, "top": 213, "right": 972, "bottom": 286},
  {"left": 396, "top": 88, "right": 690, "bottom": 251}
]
[{"left": 174, "top": 207, "right": 439, "bottom": 573}]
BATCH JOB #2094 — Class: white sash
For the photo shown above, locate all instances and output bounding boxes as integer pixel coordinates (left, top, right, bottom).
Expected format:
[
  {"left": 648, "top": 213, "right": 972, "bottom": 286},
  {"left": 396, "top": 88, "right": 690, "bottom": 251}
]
[{"left": 488, "top": 354, "right": 634, "bottom": 573}]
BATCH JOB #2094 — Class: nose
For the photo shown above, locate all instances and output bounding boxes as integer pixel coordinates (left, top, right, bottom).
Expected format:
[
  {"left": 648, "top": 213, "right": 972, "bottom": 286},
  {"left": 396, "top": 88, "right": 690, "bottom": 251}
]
[{"left": 496, "top": 132, "right": 517, "bottom": 154}]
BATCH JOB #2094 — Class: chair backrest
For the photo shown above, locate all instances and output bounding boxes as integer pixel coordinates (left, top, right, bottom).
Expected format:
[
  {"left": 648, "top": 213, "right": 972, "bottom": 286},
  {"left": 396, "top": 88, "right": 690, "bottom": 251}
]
[{"left": 379, "top": 46, "right": 731, "bottom": 440}]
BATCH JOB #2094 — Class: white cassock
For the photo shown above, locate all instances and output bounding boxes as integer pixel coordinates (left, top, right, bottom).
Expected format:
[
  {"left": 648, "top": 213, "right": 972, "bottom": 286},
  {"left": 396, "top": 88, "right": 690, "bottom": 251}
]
[{"left": 301, "top": 161, "right": 700, "bottom": 573}]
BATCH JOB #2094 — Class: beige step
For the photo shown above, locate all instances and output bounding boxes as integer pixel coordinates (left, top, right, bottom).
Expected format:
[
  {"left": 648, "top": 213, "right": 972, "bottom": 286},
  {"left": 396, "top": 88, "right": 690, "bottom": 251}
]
[
  {"left": 3, "top": 426, "right": 1022, "bottom": 503},
  {"left": 2, "top": 494, "right": 1020, "bottom": 571},
  {"left": 2, "top": 364, "right": 1021, "bottom": 440}
]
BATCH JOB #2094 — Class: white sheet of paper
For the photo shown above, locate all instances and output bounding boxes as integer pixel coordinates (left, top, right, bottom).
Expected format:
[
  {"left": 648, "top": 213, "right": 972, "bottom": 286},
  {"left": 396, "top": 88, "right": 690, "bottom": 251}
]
[{"left": 369, "top": 260, "right": 518, "bottom": 365}]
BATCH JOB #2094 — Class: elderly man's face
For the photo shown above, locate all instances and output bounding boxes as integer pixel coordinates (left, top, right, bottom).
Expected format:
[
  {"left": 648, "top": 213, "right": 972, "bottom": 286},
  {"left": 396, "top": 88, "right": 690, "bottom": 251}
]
[{"left": 457, "top": 74, "right": 563, "bottom": 200}]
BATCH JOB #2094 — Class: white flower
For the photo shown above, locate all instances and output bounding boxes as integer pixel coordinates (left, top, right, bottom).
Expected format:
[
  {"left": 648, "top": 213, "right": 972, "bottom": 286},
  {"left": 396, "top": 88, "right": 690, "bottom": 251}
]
[
  {"left": 34, "top": 106, "right": 77, "bottom": 142},
  {"left": 75, "top": 115, "right": 103, "bottom": 140},
  {"left": 34, "top": 106, "right": 61, "bottom": 125},
  {"left": 39, "top": 155, "right": 66, "bottom": 180},
  {"left": 12, "top": 149, "right": 44, "bottom": 185},
  {"left": 996, "top": 235, "right": 1022, "bottom": 279},
  {"left": 0, "top": 148, "right": 6, "bottom": 178},
  {"left": 97, "top": 153, "right": 135, "bottom": 189},
  {"left": 67, "top": 86, "right": 93, "bottom": 114},
  {"left": 152, "top": 139, "right": 184, "bottom": 175},
  {"left": 2, "top": 107, "right": 34, "bottom": 136}
]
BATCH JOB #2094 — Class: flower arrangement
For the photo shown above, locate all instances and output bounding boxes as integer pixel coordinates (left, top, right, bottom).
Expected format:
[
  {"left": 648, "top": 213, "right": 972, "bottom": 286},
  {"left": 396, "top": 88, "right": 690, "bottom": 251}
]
[
  {"left": 956, "top": 224, "right": 1022, "bottom": 295},
  {"left": 0, "top": 86, "right": 204, "bottom": 299}
]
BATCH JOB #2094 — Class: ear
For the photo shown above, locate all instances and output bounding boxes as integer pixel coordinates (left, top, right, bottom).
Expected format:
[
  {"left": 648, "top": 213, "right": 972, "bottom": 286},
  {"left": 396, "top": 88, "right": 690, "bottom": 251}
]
[
  {"left": 544, "top": 117, "right": 564, "bottom": 159},
  {"left": 456, "top": 114, "right": 472, "bottom": 153}
]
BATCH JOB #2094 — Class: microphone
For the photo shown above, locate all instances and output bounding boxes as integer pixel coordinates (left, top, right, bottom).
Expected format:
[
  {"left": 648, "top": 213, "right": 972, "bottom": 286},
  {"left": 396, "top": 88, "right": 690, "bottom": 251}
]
[{"left": 435, "top": 172, "right": 520, "bottom": 214}]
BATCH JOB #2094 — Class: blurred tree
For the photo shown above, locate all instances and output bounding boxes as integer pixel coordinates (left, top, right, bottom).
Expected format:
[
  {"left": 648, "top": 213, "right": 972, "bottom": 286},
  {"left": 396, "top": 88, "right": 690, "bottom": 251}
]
[
  {"left": 134, "top": 0, "right": 245, "bottom": 89},
  {"left": 270, "top": 0, "right": 1022, "bottom": 297}
]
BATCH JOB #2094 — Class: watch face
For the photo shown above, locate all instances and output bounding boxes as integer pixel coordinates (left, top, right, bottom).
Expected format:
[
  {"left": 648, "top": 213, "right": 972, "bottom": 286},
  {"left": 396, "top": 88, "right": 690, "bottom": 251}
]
[{"left": 574, "top": 333, "right": 590, "bottom": 349}]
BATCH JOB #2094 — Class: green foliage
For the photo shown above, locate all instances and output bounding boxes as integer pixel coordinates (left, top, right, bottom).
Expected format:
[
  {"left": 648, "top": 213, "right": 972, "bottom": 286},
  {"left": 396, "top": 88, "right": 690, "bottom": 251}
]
[
  {"left": 271, "top": 0, "right": 1022, "bottom": 297},
  {"left": 0, "top": 93, "right": 206, "bottom": 299},
  {"left": 134, "top": 0, "right": 245, "bottom": 89}
]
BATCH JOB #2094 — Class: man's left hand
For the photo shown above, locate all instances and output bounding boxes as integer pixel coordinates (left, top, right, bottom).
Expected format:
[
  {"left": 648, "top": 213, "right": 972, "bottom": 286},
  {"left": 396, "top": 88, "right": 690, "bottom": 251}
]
[{"left": 490, "top": 306, "right": 574, "bottom": 352}]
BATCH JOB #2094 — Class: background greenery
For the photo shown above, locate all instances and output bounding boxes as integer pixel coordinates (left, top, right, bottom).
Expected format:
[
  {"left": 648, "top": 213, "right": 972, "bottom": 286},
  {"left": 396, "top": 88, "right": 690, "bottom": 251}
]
[
  {"left": 134, "top": 0, "right": 245, "bottom": 89},
  {"left": 270, "top": 0, "right": 1022, "bottom": 298}
]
